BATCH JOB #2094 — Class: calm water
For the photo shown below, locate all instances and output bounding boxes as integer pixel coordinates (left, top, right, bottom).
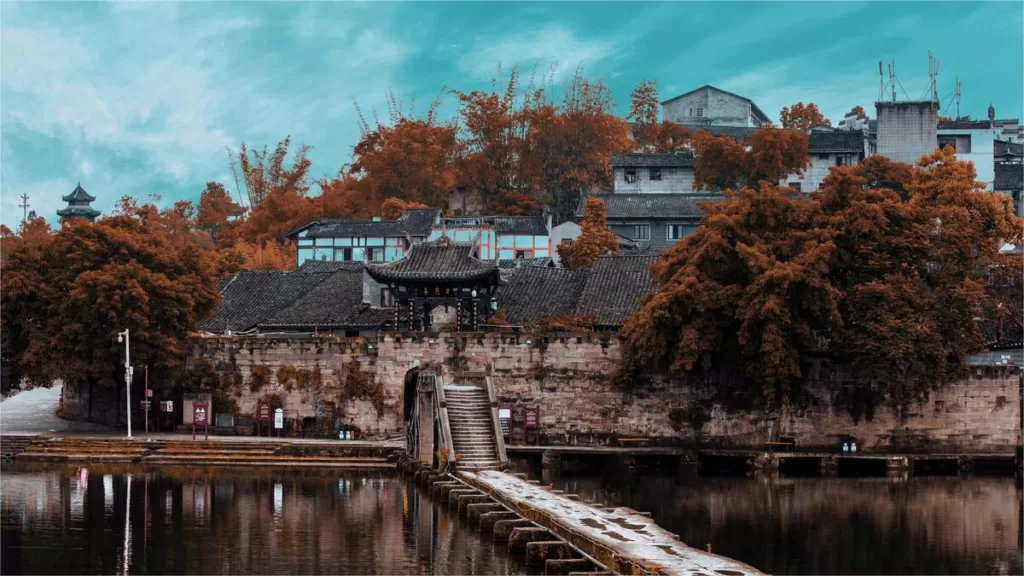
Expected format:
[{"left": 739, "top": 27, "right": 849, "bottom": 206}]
[
  {"left": 513, "top": 457, "right": 1024, "bottom": 575},
  {"left": 0, "top": 463, "right": 524, "bottom": 575}
]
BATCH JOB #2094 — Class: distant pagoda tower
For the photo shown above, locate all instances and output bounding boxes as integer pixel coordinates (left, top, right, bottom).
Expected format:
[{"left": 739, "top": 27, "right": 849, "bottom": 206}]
[{"left": 57, "top": 182, "right": 101, "bottom": 222}]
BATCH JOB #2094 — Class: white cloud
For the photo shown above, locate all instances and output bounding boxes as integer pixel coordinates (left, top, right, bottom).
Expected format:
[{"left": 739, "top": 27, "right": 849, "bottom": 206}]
[
  {"left": 458, "top": 25, "right": 614, "bottom": 81},
  {"left": 80, "top": 161, "right": 94, "bottom": 178}
]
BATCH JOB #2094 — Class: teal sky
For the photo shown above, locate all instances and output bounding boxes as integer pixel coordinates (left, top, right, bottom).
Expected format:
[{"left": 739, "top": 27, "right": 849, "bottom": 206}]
[{"left": 2, "top": 1, "right": 1022, "bottom": 229}]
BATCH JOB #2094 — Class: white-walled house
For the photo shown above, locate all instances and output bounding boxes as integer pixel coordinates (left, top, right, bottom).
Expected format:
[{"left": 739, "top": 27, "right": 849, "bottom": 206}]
[
  {"left": 937, "top": 119, "right": 1002, "bottom": 190},
  {"left": 780, "top": 129, "right": 866, "bottom": 193},
  {"left": 661, "top": 85, "right": 770, "bottom": 128}
]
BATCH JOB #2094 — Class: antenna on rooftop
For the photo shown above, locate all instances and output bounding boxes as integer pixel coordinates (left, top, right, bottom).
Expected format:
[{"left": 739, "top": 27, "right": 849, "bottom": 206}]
[
  {"left": 955, "top": 75, "right": 962, "bottom": 119},
  {"left": 928, "top": 51, "right": 940, "bottom": 104},
  {"left": 890, "top": 59, "right": 897, "bottom": 102},
  {"left": 878, "top": 60, "right": 884, "bottom": 101}
]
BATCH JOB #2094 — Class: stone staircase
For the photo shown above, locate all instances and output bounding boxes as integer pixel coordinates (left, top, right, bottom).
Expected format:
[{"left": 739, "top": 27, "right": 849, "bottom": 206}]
[
  {"left": 444, "top": 386, "right": 502, "bottom": 470},
  {"left": 2, "top": 435, "right": 40, "bottom": 460}
]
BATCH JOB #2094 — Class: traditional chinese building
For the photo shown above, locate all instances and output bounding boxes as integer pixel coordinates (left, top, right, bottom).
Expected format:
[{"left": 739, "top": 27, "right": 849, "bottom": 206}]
[
  {"left": 56, "top": 182, "right": 101, "bottom": 222},
  {"left": 365, "top": 236, "right": 501, "bottom": 332}
]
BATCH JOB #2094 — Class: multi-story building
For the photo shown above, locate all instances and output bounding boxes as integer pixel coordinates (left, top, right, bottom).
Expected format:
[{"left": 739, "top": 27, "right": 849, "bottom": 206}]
[
  {"left": 579, "top": 193, "right": 721, "bottom": 251},
  {"left": 610, "top": 152, "right": 697, "bottom": 194},
  {"left": 661, "top": 85, "right": 770, "bottom": 128},
  {"left": 875, "top": 101, "right": 938, "bottom": 165},
  {"left": 285, "top": 210, "right": 551, "bottom": 266},
  {"left": 937, "top": 117, "right": 1002, "bottom": 190},
  {"left": 781, "top": 129, "right": 867, "bottom": 193}
]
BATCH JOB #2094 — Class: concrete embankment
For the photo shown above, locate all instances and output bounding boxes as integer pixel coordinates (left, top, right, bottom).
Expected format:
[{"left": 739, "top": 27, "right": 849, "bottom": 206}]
[{"left": 8, "top": 435, "right": 403, "bottom": 468}]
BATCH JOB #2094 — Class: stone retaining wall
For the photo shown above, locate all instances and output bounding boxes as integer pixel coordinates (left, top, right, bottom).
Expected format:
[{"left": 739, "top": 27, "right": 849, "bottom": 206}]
[{"left": 171, "top": 333, "right": 1022, "bottom": 453}]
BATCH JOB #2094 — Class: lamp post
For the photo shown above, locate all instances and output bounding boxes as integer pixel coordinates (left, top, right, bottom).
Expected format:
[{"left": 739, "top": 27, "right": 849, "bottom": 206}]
[{"left": 117, "top": 329, "right": 132, "bottom": 438}]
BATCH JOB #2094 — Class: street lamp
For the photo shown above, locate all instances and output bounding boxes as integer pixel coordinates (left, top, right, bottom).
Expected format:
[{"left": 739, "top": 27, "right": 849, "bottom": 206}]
[{"left": 117, "top": 329, "right": 132, "bottom": 438}]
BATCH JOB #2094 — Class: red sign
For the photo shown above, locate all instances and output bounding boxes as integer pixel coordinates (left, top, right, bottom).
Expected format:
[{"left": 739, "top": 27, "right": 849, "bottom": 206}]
[
  {"left": 145, "top": 388, "right": 154, "bottom": 398},
  {"left": 525, "top": 406, "right": 540, "bottom": 428},
  {"left": 194, "top": 403, "right": 209, "bottom": 425},
  {"left": 193, "top": 402, "right": 209, "bottom": 441},
  {"left": 259, "top": 403, "right": 271, "bottom": 422}
]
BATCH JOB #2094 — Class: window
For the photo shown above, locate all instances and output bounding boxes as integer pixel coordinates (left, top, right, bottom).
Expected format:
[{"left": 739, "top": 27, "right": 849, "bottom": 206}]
[
  {"left": 515, "top": 250, "right": 527, "bottom": 259},
  {"left": 649, "top": 168, "right": 662, "bottom": 181},
  {"left": 788, "top": 182, "right": 802, "bottom": 193},
  {"left": 624, "top": 168, "right": 637, "bottom": 183},
  {"left": 835, "top": 156, "right": 845, "bottom": 167},
  {"left": 667, "top": 224, "right": 691, "bottom": 240},
  {"left": 688, "top": 108, "right": 693, "bottom": 117},
  {"left": 633, "top": 224, "right": 650, "bottom": 240},
  {"left": 817, "top": 153, "right": 829, "bottom": 160},
  {"left": 696, "top": 107, "right": 703, "bottom": 118},
  {"left": 370, "top": 248, "right": 385, "bottom": 262},
  {"left": 335, "top": 247, "right": 351, "bottom": 261}
]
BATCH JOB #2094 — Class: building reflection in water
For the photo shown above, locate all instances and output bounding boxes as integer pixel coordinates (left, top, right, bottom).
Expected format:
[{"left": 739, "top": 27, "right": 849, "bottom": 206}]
[{"left": 0, "top": 464, "right": 525, "bottom": 575}]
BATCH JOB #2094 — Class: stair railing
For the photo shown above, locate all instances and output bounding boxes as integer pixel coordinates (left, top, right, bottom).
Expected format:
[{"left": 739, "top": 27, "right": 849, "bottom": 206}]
[{"left": 484, "top": 375, "right": 509, "bottom": 466}]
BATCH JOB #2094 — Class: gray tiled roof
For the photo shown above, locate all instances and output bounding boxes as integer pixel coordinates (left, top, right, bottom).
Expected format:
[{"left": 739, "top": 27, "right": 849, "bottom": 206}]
[
  {"left": 496, "top": 257, "right": 553, "bottom": 270},
  {"left": 437, "top": 215, "right": 548, "bottom": 235},
  {"left": 260, "top": 268, "right": 391, "bottom": 329},
  {"left": 577, "top": 194, "right": 723, "bottom": 220},
  {"left": 995, "top": 163, "right": 1024, "bottom": 191},
  {"left": 202, "top": 268, "right": 334, "bottom": 333},
  {"left": 575, "top": 254, "right": 659, "bottom": 327},
  {"left": 286, "top": 208, "right": 439, "bottom": 239},
  {"left": 693, "top": 125, "right": 759, "bottom": 142},
  {"left": 994, "top": 140, "right": 1023, "bottom": 158},
  {"left": 938, "top": 120, "right": 994, "bottom": 130},
  {"left": 611, "top": 152, "right": 696, "bottom": 168},
  {"left": 365, "top": 237, "right": 499, "bottom": 283},
  {"left": 62, "top": 183, "right": 96, "bottom": 202},
  {"left": 56, "top": 206, "right": 101, "bottom": 218},
  {"left": 808, "top": 131, "right": 864, "bottom": 153},
  {"left": 497, "top": 266, "right": 591, "bottom": 326}
]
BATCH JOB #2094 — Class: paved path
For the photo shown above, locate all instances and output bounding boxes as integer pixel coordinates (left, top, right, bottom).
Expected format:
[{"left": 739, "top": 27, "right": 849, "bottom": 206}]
[{"left": 0, "top": 385, "right": 111, "bottom": 436}]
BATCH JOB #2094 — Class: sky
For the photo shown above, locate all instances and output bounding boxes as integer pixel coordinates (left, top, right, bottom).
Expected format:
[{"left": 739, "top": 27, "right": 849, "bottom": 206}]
[{"left": 2, "top": 0, "right": 1022, "bottom": 229}]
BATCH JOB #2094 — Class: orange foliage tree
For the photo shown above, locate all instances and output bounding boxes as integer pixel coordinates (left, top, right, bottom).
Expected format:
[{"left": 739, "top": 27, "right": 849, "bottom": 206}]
[
  {"left": 231, "top": 137, "right": 311, "bottom": 209},
  {"left": 350, "top": 119, "right": 463, "bottom": 208},
  {"left": 381, "top": 197, "right": 429, "bottom": 220},
  {"left": 779, "top": 102, "right": 831, "bottom": 130},
  {"left": 848, "top": 105, "right": 866, "bottom": 116},
  {"left": 1, "top": 214, "right": 220, "bottom": 415},
  {"left": 557, "top": 198, "right": 619, "bottom": 268},
  {"left": 626, "top": 79, "right": 691, "bottom": 153},
  {"left": 0, "top": 216, "right": 52, "bottom": 264},
  {"left": 692, "top": 125, "right": 809, "bottom": 191},
  {"left": 196, "top": 182, "right": 237, "bottom": 244},
  {"left": 621, "top": 150, "right": 1023, "bottom": 407}
]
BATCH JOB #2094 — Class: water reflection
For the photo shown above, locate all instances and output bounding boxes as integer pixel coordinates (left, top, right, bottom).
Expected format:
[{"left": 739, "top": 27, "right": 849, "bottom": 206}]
[
  {"left": 0, "top": 463, "right": 524, "bottom": 575},
  {"left": 511, "top": 457, "right": 1023, "bottom": 575}
]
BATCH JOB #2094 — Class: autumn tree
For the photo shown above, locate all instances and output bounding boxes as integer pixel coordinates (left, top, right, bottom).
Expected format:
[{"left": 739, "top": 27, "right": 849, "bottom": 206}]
[
  {"left": 1, "top": 214, "right": 220, "bottom": 423},
  {"left": 692, "top": 125, "right": 809, "bottom": 191},
  {"left": 557, "top": 198, "right": 619, "bottom": 268},
  {"left": 197, "top": 182, "right": 237, "bottom": 243},
  {"left": 621, "top": 150, "right": 1023, "bottom": 409},
  {"left": 848, "top": 105, "right": 866, "bottom": 116},
  {"left": 350, "top": 119, "right": 463, "bottom": 208},
  {"left": 381, "top": 197, "right": 429, "bottom": 220},
  {"left": 621, "top": 184, "right": 837, "bottom": 402},
  {"left": 0, "top": 216, "right": 52, "bottom": 264},
  {"left": 627, "top": 79, "right": 660, "bottom": 150},
  {"left": 231, "top": 137, "right": 312, "bottom": 209},
  {"left": 937, "top": 115, "right": 953, "bottom": 123},
  {"left": 854, "top": 155, "right": 913, "bottom": 197},
  {"left": 779, "top": 102, "right": 831, "bottom": 130}
]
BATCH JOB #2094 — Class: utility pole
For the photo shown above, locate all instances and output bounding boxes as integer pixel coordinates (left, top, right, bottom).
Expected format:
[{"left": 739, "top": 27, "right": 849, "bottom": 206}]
[
  {"left": 118, "top": 329, "right": 132, "bottom": 438},
  {"left": 18, "top": 194, "right": 29, "bottom": 224},
  {"left": 144, "top": 365, "right": 149, "bottom": 439},
  {"left": 955, "top": 76, "right": 962, "bottom": 120}
]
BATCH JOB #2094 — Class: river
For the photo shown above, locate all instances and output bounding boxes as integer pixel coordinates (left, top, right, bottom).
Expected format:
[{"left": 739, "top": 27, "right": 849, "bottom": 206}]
[
  {"left": 2, "top": 461, "right": 1021, "bottom": 575},
  {"left": 0, "top": 463, "right": 523, "bottom": 575}
]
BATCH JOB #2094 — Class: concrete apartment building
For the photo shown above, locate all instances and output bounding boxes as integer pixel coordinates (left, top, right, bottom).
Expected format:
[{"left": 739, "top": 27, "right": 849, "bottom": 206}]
[{"left": 875, "top": 101, "right": 939, "bottom": 165}]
